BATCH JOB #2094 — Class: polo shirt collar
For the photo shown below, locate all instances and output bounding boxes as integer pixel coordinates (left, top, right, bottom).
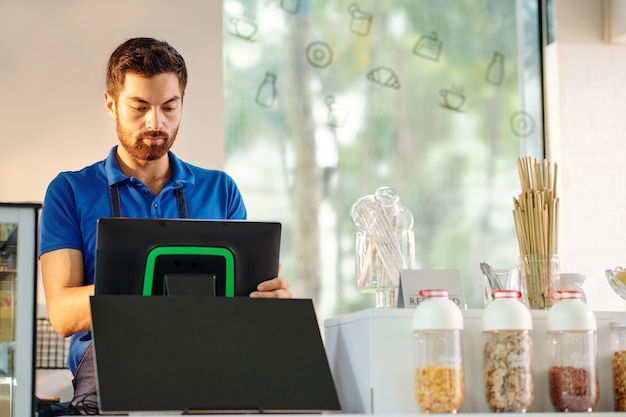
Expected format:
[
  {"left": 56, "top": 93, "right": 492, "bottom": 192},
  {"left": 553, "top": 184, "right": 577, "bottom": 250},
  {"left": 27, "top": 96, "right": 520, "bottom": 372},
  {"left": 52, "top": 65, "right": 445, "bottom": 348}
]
[{"left": 103, "top": 145, "right": 195, "bottom": 188}]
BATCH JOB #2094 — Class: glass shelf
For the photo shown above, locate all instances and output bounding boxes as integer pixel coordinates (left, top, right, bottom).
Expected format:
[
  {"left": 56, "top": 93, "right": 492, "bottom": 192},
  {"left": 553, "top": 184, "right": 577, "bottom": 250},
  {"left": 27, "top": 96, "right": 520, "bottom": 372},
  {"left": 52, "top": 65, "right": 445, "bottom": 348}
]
[{"left": 0, "top": 203, "right": 40, "bottom": 417}]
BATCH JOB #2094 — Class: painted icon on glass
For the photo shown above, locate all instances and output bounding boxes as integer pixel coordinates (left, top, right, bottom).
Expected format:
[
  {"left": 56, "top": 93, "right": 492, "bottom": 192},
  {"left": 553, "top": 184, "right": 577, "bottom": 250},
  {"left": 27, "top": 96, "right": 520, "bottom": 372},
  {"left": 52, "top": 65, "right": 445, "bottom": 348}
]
[
  {"left": 281, "top": 0, "right": 301, "bottom": 14},
  {"left": 306, "top": 41, "right": 333, "bottom": 68},
  {"left": 256, "top": 72, "right": 277, "bottom": 108},
  {"left": 510, "top": 111, "right": 534, "bottom": 137},
  {"left": 412, "top": 32, "right": 443, "bottom": 61},
  {"left": 348, "top": 4, "right": 373, "bottom": 36},
  {"left": 326, "top": 95, "right": 349, "bottom": 128},
  {"left": 367, "top": 66, "right": 400, "bottom": 89},
  {"left": 229, "top": 16, "right": 258, "bottom": 41},
  {"left": 485, "top": 51, "right": 505, "bottom": 85},
  {"left": 440, "top": 86, "right": 465, "bottom": 112}
]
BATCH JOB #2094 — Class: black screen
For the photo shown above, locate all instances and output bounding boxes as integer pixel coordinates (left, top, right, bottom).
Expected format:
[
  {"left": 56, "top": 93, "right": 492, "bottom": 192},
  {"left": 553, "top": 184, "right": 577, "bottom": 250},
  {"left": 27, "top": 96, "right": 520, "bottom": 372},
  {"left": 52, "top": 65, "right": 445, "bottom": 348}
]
[{"left": 94, "top": 218, "right": 281, "bottom": 297}]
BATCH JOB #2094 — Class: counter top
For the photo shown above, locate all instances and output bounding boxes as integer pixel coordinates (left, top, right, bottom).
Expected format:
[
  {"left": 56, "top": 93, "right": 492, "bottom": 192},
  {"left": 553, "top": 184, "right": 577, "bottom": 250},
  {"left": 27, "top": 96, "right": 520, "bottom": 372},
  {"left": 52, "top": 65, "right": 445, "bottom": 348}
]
[{"left": 324, "top": 308, "right": 626, "bottom": 414}]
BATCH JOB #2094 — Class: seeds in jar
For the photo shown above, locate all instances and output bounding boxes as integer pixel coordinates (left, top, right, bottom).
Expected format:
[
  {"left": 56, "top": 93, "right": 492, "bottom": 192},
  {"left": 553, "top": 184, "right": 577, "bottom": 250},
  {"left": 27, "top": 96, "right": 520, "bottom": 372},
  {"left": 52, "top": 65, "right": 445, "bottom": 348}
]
[
  {"left": 483, "top": 331, "right": 534, "bottom": 412},
  {"left": 612, "top": 350, "right": 626, "bottom": 411},
  {"left": 414, "top": 365, "right": 464, "bottom": 413},
  {"left": 548, "top": 366, "right": 599, "bottom": 412}
]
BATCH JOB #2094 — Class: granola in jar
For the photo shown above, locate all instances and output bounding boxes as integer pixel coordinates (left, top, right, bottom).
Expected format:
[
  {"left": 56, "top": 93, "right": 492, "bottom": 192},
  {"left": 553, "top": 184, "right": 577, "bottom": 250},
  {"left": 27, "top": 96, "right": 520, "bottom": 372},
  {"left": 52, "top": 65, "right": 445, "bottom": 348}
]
[
  {"left": 612, "top": 350, "right": 626, "bottom": 411},
  {"left": 482, "top": 289, "right": 534, "bottom": 412},
  {"left": 610, "top": 322, "right": 626, "bottom": 411},
  {"left": 414, "top": 365, "right": 464, "bottom": 413},
  {"left": 546, "top": 291, "right": 598, "bottom": 413},
  {"left": 412, "top": 290, "right": 464, "bottom": 413},
  {"left": 483, "top": 330, "right": 534, "bottom": 412},
  {"left": 548, "top": 366, "right": 599, "bottom": 412}
]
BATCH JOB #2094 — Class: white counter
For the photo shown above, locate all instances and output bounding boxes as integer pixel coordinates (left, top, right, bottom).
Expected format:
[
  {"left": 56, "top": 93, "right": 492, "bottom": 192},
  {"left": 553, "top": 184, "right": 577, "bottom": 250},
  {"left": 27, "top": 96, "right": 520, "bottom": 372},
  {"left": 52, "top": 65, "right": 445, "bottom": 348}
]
[
  {"left": 60, "top": 412, "right": 615, "bottom": 417},
  {"left": 324, "top": 308, "right": 626, "bottom": 414}
]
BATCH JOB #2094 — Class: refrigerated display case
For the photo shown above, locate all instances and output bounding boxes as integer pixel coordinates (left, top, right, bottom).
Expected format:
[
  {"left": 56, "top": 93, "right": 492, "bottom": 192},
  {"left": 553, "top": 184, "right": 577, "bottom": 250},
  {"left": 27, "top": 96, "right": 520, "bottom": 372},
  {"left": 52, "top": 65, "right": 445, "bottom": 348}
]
[{"left": 0, "top": 203, "right": 40, "bottom": 417}]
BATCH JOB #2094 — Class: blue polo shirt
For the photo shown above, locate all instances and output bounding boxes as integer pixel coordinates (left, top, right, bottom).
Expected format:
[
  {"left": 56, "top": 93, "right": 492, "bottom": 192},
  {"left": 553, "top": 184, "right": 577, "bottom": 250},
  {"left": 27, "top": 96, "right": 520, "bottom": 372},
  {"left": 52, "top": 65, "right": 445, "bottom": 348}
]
[{"left": 39, "top": 146, "right": 247, "bottom": 373}]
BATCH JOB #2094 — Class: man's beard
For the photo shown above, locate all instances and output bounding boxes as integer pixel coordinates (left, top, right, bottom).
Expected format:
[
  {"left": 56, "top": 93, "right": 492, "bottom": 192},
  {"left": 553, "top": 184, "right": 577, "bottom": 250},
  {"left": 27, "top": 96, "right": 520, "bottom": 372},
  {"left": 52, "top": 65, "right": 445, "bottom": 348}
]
[{"left": 116, "top": 118, "right": 178, "bottom": 161}]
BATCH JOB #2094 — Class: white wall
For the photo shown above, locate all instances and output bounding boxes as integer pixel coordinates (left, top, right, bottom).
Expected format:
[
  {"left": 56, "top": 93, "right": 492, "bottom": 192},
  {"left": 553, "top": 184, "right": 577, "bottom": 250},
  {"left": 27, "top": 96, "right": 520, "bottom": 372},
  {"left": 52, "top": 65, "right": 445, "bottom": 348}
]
[
  {"left": 0, "top": 0, "right": 224, "bottom": 400},
  {"left": 552, "top": 0, "right": 607, "bottom": 42},
  {"left": 545, "top": 0, "right": 626, "bottom": 310},
  {"left": 0, "top": 0, "right": 224, "bottom": 203}
]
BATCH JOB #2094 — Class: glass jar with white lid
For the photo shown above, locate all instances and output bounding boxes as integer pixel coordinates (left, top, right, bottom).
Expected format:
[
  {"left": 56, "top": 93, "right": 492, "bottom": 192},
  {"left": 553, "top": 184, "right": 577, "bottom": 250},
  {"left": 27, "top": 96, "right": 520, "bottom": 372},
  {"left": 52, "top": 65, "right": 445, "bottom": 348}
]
[
  {"left": 412, "top": 289, "right": 464, "bottom": 413},
  {"left": 546, "top": 290, "right": 598, "bottom": 412},
  {"left": 483, "top": 289, "right": 534, "bottom": 412}
]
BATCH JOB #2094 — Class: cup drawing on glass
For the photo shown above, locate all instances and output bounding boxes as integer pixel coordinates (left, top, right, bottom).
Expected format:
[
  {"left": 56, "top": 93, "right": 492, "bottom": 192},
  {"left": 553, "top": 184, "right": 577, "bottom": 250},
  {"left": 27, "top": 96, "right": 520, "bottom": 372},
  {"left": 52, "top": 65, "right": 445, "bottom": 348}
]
[
  {"left": 348, "top": 4, "right": 373, "bottom": 36},
  {"left": 351, "top": 187, "right": 415, "bottom": 308},
  {"left": 440, "top": 86, "right": 465, "bottom": 112},
  {"left": 229, "top": 16, "right": 258, "bottom": 41}
]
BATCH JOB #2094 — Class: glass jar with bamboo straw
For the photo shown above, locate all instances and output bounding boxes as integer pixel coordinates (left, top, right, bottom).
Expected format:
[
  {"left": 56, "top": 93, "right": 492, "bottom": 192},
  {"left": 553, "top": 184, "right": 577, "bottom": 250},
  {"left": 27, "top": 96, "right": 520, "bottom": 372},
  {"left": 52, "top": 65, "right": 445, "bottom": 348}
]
[
  {"left": 520, "top": 253, "right": 560, "bottom": 309},
  {"left": 513, "top": 157, "right": 560, "bottom": 309}
]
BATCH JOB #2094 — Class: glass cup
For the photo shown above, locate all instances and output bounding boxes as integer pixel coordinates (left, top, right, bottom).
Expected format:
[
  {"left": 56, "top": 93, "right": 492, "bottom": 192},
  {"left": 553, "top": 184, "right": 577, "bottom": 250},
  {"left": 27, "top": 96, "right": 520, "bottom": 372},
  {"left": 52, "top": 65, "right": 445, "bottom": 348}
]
[
  {"left": 559, "top": 273, "right": 587, "bottom": 303},
  {"left": 482, "top": 266, "right": 527, "bottom": 307},
  {"left": 355, "top": 229, "right": 414, "bottom": 307},
  {"left": 521, "top": 254, "right": 559, "bottom": 309},
  {"left": 355, "top": 230, "right": 398, "bottom": 307}
]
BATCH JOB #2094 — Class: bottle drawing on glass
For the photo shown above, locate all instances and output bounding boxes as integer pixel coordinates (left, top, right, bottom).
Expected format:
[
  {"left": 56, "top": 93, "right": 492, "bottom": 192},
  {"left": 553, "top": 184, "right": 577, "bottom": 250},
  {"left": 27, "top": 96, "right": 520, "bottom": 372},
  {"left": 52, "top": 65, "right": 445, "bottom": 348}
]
[
  {"left": 255, "top": 72, "right": 277, "bottom": 108},
  {"left": 485, "top": 51, "right": 504, "bottom": 85},
  {"left": 281, "top": 0, "right": 300, "bottom": 14}
]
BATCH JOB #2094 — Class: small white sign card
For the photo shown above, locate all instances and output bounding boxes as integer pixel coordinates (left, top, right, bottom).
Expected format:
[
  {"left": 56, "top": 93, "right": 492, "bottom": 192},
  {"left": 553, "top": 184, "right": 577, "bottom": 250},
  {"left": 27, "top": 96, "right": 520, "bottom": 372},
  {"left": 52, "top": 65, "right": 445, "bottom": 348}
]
[{"left": 397, "top": 269, "right": 466, "bottom": 309}]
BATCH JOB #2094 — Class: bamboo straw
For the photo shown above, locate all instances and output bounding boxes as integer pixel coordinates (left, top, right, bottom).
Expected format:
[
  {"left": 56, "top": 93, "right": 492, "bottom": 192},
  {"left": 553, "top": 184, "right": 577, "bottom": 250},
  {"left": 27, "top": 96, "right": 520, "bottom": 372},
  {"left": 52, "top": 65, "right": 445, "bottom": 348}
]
[{"left": 512, "top": 156, "right": 559, "bottom": 309}]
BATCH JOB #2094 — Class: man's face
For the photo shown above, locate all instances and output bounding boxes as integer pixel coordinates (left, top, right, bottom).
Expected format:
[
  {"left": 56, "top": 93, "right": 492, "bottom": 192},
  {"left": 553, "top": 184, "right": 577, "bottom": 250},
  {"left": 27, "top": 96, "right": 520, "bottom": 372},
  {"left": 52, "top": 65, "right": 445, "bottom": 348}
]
[{"left": 107, "top": 72, "right": 183, "bottom": 162}]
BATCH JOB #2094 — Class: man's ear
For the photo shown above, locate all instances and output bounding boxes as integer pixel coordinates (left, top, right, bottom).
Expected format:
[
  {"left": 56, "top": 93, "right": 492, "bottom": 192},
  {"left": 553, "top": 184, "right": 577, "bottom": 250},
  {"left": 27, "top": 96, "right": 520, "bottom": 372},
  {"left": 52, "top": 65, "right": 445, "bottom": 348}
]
[{"left": 104, "top": 91, "right": 116, "bottom": 119}]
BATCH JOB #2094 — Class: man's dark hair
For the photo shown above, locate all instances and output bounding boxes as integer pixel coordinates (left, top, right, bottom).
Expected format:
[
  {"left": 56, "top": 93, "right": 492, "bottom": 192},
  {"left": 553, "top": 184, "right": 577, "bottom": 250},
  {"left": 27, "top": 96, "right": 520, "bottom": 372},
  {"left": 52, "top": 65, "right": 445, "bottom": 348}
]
[{"left": 106, "top": 37, "right": 188, "bottom": 101}]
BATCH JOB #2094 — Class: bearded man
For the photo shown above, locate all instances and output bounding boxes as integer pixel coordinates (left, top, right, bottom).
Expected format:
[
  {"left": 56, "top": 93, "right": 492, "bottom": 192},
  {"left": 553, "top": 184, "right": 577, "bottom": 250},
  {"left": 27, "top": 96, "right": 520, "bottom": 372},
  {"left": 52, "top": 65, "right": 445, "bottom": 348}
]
[{"left": 39, "top": 37, "right": 291, "bottom": 412}]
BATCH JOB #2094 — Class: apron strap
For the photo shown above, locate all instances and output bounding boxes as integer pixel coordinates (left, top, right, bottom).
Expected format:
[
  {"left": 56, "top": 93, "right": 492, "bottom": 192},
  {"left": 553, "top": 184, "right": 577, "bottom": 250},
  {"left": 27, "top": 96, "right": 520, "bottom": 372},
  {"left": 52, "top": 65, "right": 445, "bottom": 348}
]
[
  {"left": 108, "top": 183, "right": 123, "bottom": 218},
  {"left": 175, "top": 186, "right": 189, "bottom": 219},
  {"left": 109, "top": 183, "right": 188, "bottom": 218}
]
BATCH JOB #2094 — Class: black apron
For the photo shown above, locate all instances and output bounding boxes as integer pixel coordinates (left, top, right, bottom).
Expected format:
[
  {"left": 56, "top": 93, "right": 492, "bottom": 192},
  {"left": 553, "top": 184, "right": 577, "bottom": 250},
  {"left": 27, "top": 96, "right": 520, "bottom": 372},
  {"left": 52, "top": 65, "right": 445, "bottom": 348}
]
[{"left": 69, "top": 183, "right": 187, "bottom": 414}]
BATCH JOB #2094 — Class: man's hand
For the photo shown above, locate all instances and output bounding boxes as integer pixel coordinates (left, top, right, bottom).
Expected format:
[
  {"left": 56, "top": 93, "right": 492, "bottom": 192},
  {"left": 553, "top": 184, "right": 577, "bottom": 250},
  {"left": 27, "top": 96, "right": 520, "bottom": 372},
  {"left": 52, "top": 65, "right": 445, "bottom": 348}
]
[{"left": 250, "top": 277, "right": 293, "bottom": 298}]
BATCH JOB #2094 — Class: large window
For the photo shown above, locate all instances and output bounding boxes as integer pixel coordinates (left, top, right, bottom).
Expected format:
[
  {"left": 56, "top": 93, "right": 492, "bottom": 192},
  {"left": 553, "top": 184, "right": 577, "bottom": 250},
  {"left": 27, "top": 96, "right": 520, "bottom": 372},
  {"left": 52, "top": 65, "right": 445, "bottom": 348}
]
[{"left": 223, "top": 0, "right": 544, "bottom": 318}]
